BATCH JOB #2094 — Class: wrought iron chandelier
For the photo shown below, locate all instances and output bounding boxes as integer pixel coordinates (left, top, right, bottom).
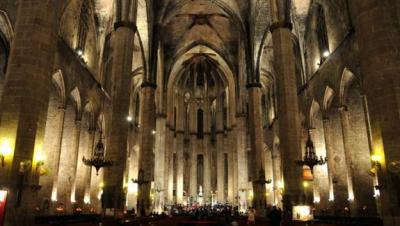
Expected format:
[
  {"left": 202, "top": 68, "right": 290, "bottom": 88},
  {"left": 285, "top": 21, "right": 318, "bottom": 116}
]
[
  {"left": 83, "top": 100, "right": 113, "bottom": 175},
  {"left": 296, "top": 130, "right": 327, "bottom": 174},
  {"left": 83, "top": 133, "right": 113, "bottom": 175},
  {"left": 253, "top": 168, "right": 272, "bottom": 185},
  {"left": 131, "top": 169, "right": 150, "bottom": 185}
]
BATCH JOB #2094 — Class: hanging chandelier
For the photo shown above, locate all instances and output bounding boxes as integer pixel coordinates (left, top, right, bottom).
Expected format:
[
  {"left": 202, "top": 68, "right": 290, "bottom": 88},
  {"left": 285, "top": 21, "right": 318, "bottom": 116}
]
[
  {"left": 83, "top": 133, "right": 113, "bottom": 175},
  {"left": 296, "top": 130, "right": 327, "bottom": 174}
]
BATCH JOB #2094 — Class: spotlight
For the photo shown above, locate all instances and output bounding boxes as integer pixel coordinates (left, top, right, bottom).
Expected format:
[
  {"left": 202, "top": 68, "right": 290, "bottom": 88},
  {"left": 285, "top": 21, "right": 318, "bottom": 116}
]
[
  {"left": 152, "top": 130, "right": 156, "bottom": 135},
  {"left": 323, "top": 50, "right": 330, "bottom": 58},
  {"left": 127, "top": 116, "right": 133, "bottom": 122}
]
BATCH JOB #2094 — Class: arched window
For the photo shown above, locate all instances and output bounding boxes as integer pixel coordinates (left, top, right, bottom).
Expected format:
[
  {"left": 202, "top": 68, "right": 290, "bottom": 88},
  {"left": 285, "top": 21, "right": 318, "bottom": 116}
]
[
  {"left": 77, "top": 0, "right": 89, "bottom": 52},
  {"left": 316, "top": 4, "right": 329, "bottom": 63},
  {"left": 197, "top": 109, "right": 204, "bottom": 139}
]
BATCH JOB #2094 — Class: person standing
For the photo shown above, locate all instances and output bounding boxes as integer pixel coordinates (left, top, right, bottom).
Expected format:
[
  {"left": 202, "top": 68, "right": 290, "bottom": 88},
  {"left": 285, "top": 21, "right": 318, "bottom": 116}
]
[{"left": 247, "top": 207, "right": 256, "bottom": 225}]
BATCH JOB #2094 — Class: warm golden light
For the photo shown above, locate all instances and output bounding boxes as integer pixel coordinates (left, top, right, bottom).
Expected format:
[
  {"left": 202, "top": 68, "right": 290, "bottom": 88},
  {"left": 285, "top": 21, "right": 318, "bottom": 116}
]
[
  {"left": 303, "top": 181, "right": 309, "bottom": 188},
  {"left": 371, "top": 154, "right": 382, "bottom": 163},
  {"left": 0, "top": 139, "right": 13, "bottom": 156}
]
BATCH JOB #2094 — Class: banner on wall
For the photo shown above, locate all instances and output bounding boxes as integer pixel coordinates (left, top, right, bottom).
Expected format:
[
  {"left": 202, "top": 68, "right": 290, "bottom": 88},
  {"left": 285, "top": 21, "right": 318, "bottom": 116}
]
[{"left": 0, "top": 190, "right": 8, "bottom": 226}]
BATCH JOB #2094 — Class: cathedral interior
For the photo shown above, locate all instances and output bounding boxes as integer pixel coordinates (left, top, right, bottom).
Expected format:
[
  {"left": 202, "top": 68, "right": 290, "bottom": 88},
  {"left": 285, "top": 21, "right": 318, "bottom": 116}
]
[{"left": 0, "top": 0, "right": 399, "bottom": 226}]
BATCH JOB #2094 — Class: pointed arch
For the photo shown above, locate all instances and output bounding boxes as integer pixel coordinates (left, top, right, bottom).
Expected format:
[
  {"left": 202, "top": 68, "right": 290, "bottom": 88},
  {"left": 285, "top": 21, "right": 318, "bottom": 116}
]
[
  {"left": 70, "top": 87, "right": 82, "bottom": 119},
  {"left": 0, "top": 10, "right": 14, "bottom": 44},
  {"left": 52, "top": 70, "right": 67, "bottom": 108},
  {"left": 339, "top": 68, "right": 359, "bottom": 106},
  {"left": 322, "top": 86, "right": 335, "bottom": 113}
]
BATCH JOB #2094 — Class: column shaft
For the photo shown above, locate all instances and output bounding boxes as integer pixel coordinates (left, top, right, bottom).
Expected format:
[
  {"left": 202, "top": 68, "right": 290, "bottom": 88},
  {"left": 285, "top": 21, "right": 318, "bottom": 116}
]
[
  {"left": 236, "top": 116, "right": 248, "bottom": 211},
  {"left": 103, "top": 26, "right": 134, "bottom": 213},
  {"left": 137, "top": 85, "right": 156, "bottom": 214},
  {"left": 247, "top": 86, "right": 267, "bottom": 214},
  {"left": 322, "top": 117, "right": 349, "bottom": 214},
  {"left": 189, "top": 135, "right": 198, "bottom": 201},
  {"left": 271, "top": 26, "right": 303, "bottom": 212},
  {"left": 0, "top": 1, "right": 57, "bottom": 225},
  {"left": 353, "top": 0, "right": 400, "bottom": 223}
]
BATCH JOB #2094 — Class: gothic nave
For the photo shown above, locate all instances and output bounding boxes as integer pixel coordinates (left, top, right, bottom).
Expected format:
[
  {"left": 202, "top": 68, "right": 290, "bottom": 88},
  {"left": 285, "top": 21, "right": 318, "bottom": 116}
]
[{"left": 0, "top": 0, "right": 399, "bottom": 226}]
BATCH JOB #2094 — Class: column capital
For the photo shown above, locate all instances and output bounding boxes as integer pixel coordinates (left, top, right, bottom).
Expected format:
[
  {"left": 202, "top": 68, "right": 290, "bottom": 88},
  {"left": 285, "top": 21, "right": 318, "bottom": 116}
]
[
  {"left": 114, "top": 21, "right": 137, "bottom": 32},
  {"left": 141, "top": 82, "right": 157, "bottom": 89},
  {"left": 270, "top": 21, "right": 293, "bottom": 33}
]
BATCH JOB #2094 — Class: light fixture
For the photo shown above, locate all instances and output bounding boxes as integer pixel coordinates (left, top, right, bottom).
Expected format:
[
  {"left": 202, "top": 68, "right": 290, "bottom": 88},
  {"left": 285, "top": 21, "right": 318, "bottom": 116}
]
[
  {"left": 127, "top": 116, "right": 133, "bottom": 122},
  {"left": 371, "top": 154, "right": 382, "bottom": 167},
  {"left": 152, "top": 130, "right": 156, "bottom": 135},
  {"left": 76, "top": 49, "right": 83, "bottom": 56},
  {"left": 323, "top": 50, "right": 330, "bottom": 58},
  {"left": 83, "top": 100, "right": 113, "bottom": 175},
  {"left": 303, "top": 181, "right": 310, "bottom": 188},
  {"left": 83, "top": 133, "right": 113, "bottom": 175},
  {"left": 296, "top": 130, "right": 327, "bottom": 174},
  {"left": 131, "top": 169, "right": 150, "bottom": 186},
  {"left": 0, "top": 139, "right": 13, "bottom": 167},
  {"left": 34, "top": 151, "right": 46, "bottom": 173}
]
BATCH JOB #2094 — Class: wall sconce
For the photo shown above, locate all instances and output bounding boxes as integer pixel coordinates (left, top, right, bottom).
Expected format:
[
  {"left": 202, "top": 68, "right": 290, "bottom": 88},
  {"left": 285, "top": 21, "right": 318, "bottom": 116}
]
[
  {"left": 369, "top": 154, "right": 382, "bottom": 176},
  {"left": 34, "top": 152, "right": 46, "bottom": 174}
]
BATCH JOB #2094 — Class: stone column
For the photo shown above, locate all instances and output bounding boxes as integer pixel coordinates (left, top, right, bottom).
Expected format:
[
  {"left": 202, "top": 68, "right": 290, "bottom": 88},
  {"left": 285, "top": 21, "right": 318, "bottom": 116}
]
[
  {"left": 322, "top": 116, "right": 349, "bottom": 214},
  {"left": 103, "top": 23, "right": 135, "bottom": 214},
  {"left": 352, "top": 1, "right": 400, "bottom": 224},
  {"left": 271, "top": 146, "right": 282, "bottom": 207},
  {"left": 40, "top": 106, "right": 66, "bottom": 212},
  {"left": 270, "top": 23, "right": 304, "bottom": 214},
  {"left": 82, "top": 130, "right": 95, "bottom": 208},
  {"left": 247, "top": 84, "right": 267, "bottom": 215},
  {"left": 227, "top": 130, "right": 236, "bottom": 203},
  {"left": 0, "top": 2, "right": 58, "bottom": 225},
  {"left": 189, "top": 135, "right": 198, "bottom": 201},
  {"left": 203, "top": 135, "right": 212, "bottom": 203},
  {"left": 165, "top": 129, "right": 174, "bottom": 204},
  {"left": 57, "top": 107, "right": 79, "bottom": 212},
  {"left": 216, "top": 96, "right": 225, "bottom": 203},
  {"left": 137, "top": 83, "right": 156, "bottom": 214},
  {"left": 339, "top": 106, "right": 376, "bottom": 215},
  {"left": 236, "top": 116, "right": 248, "bottom": 211},
  {"left": 175, "top": 96, "right": 185, "bottom": 204},
  {"left": 154, "top": 116, "right": 166, "bottom": 212},
  {"left": 70, "top": 121, "right": 82, "bottom": 206}
]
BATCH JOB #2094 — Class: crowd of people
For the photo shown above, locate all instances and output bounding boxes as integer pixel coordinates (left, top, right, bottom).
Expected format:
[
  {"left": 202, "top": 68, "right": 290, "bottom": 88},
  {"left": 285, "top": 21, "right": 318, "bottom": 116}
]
[{"left": 138, "top": 204, "right": 283, "bottom": 226}]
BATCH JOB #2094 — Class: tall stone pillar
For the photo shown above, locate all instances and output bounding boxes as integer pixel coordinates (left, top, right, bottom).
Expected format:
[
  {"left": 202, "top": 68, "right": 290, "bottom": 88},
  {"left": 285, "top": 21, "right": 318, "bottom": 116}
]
[
  {"left": 103, "top": 23, "right": 135, "bottom": 215},
  {"left": 40, "top": 106, "right": 66, "bottom": 212},
  {"left": 339, "top": 106, "right": 376, "bottom": 215},
  {"left": 352, "top": 1, "right": 400, "bottom": 224},
  {"left": 137, "top": 84, "right": 156, "bottom": 214},
  {"left": 227, "top": 130, "right": 236, "bottom": 203},
  {"left": 271, "top": 145, "right": 283, "bottom": 207},
  {"left": 247, "top": 85, "right": 267, "bottom": 215},
  {"left": 154, "top": 116, "right": 166, "bottom": 212},
  {"left": 236, "top": 116, "right": 248, "bottom": 211},
  {"left": 165, "top": 129, "right": 174, "bottom": 204},
  {"left": 83, "top": 130, "right": 96, "bottom": 207},
  {"left": 322, "top": 116, "right": 349, "bottom": 214},
  {"left": 203, "top": 135, "right": 212, "bottom": 203},
  {"left": 70, "top": 121, "right": 82, "bottom": 206},
  {"left": 189, "top": 135, "right": 198, "bottom": 201},
  {"left": 58, "top": 108, "right": 79, "bottom": 212},
  {"left": 0, "top": 1, "right": 58, "bottom": 225},
  {"left": 216, "top": 96, "right": 225, "bottom": 203},
  {"left": 270, "top": 22, "right": 304, "bottom": 214}
]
